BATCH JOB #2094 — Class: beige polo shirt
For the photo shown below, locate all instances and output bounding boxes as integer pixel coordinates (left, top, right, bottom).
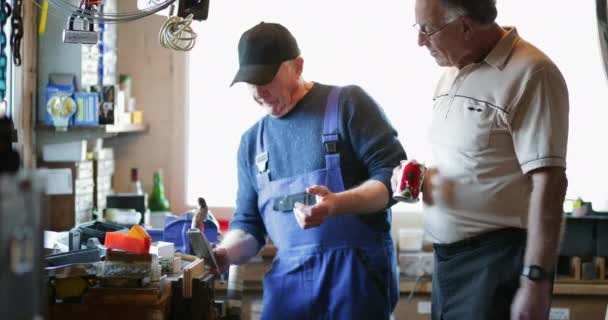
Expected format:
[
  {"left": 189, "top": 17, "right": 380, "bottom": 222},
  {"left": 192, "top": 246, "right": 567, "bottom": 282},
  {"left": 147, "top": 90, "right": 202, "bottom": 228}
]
[{"left": 424, "top": 28, "right": 569, "bottom": 243}]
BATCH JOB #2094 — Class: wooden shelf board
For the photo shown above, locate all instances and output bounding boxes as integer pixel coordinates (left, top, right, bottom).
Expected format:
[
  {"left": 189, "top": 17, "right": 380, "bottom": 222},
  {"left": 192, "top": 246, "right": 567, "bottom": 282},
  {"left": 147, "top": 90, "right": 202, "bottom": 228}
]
[{"left": 35, "top": 123, "right": 148, "bottom": 134}]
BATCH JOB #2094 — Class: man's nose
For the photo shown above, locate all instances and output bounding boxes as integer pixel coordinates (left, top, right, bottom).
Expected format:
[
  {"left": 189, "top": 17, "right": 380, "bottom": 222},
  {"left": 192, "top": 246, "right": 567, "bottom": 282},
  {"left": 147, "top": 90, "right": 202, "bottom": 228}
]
[
  {"left": 417, "top": 32, "right": 428, "bottom": 47},
  {"left": 255, "top": 86, "right": 270, "bottom": 99}
]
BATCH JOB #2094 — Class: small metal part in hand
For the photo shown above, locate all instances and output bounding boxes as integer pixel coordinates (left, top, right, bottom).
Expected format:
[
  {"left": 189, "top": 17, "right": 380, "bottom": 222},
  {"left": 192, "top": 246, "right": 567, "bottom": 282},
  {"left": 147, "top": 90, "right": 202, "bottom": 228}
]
[{"left": 196, "top": 197, "right": 208, "bottom": 229}]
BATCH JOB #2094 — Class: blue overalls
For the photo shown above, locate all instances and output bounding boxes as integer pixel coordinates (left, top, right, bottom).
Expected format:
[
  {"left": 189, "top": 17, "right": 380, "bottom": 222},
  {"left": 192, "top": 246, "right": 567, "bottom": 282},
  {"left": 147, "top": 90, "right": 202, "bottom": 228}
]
[{"left": 255, "top": 87, "right": 399, "bottom": 320}]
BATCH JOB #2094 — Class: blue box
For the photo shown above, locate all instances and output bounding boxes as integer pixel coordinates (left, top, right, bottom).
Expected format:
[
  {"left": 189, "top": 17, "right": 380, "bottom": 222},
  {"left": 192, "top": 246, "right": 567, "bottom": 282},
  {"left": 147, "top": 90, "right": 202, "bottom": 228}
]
[{"left": 73, "top": 92, "right": 99, "bottom": 126}]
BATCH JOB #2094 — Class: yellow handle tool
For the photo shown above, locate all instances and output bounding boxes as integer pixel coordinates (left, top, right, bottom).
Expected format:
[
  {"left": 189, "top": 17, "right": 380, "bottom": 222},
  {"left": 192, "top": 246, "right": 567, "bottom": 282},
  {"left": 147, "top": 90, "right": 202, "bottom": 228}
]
[{"left": 38, "top": 0, "right": 49, "bottom": 36}]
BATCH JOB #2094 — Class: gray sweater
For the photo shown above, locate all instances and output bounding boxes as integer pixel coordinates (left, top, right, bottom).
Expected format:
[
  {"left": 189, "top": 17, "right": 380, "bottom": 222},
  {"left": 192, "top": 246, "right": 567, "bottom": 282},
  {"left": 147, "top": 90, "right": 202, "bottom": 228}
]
[{"left": 230, "top": 82, "right": 407, "bottom": 248}]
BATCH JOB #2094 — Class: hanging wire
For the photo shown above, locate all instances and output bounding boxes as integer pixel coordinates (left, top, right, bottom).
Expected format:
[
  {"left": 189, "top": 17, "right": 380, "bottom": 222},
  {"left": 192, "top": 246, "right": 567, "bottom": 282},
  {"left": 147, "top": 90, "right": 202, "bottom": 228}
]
[
  {"left": 30, "top": 0, "right": 201, "bottom": 51},
  {"left": 41, "top": 0, "right": 177, "bottom": 24},
  {"left": 31, "top": 0, "right": 80, "bottom": 23}
]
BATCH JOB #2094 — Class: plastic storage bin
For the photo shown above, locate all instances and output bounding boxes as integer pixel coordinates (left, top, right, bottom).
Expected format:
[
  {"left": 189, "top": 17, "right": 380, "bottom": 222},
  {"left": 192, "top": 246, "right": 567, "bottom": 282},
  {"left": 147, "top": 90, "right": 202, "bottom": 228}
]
[
  {"left": 162, "top": 211, "right": 221, "bottom": 254},
  {"left": 78, "top": 221, "right": 128, "bottom": 245},
  {"left": 146, "top": 228, "right": 164, "bottom": 243}
]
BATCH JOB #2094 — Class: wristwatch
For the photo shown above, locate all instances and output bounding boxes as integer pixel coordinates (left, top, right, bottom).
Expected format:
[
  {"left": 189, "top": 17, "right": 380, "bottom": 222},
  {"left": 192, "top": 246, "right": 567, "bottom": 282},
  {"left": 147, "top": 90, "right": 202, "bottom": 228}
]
[{"left": 521, "top": 265, "right": 551, "bottom": 281}]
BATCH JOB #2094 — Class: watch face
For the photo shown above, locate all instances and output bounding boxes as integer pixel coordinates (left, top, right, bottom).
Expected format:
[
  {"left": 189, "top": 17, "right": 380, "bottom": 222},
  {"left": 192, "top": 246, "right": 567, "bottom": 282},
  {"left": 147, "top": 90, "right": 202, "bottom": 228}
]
[
  {"left": 529, "top": 267, "right": 541, "bottom": 279},
  {"left": 525, "top": 265, "right": 548, "bottom": 280}
]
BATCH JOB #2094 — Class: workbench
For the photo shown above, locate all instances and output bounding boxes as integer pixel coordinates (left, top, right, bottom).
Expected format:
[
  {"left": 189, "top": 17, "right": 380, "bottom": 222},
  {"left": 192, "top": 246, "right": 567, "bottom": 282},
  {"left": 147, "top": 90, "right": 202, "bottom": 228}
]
[
  {"left": 48, "top": 266, "right": 217, "bottom": 320},
  {"left": 394, "top": 279, "right": 608, "bottom": 320},
  {"left": 49, "top": 278, "right": 173, "bottom": 320},
  {"left": 219, "top": 257, "right": 608, "bottom": 320},
  {"left": 47, "top": 249, "right": 608, "bottom": 320}
]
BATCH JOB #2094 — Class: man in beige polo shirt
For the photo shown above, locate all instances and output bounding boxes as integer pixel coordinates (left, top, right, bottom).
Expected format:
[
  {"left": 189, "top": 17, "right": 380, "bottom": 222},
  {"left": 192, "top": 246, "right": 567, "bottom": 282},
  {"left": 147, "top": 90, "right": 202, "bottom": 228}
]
[{"left": 394, "top": 0, "right": 569, "bottom": 319}]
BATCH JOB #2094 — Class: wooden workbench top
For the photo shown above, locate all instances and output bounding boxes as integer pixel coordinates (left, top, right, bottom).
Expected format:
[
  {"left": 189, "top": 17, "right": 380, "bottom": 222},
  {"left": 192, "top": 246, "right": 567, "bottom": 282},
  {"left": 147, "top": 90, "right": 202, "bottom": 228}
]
[
  {"left": 218, "top": 258, "right": 608, "bottom": 296},
  {"left": 399, "top": 278, "right": 608, "bottom": 296}
]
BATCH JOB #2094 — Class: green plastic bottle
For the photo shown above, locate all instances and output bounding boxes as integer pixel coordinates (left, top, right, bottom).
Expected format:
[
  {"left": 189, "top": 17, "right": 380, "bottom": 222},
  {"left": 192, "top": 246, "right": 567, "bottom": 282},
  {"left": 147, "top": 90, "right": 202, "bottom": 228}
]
[{"left": 148, "top": 170, "right": 170, "bottom": 212}]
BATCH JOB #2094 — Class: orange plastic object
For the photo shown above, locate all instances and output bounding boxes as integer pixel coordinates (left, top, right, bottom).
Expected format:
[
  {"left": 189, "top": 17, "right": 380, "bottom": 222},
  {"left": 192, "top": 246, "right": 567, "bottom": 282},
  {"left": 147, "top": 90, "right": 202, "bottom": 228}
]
[
  {"left": 127, "top": 225, "right": 151, "bottom": 240},
  {"left": 104, "top": 232, "right": 151, "bottom": 254}
]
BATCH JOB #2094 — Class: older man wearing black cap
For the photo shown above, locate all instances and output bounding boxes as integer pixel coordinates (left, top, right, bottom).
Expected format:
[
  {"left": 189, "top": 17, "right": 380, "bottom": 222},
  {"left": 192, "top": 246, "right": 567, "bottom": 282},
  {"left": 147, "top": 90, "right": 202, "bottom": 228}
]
[{"left": 212, "top": 22, "right": 407, "bottom": 319}]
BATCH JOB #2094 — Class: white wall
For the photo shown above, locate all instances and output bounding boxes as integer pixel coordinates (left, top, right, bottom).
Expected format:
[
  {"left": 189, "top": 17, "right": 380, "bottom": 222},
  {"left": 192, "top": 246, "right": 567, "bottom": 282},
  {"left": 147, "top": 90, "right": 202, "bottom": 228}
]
[
  {"left": 110, "top": 1, "right": 189, "bottom": 215},
  {"left": 188, "top": 1, "right": 608, "bottom": 214}
]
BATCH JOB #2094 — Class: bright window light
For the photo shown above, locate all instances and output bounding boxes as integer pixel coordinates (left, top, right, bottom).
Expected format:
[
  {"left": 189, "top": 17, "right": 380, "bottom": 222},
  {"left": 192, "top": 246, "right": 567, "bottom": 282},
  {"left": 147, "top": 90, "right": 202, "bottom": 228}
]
[{"left": 188, "top": 1, "right": 608, "bottom": 212}]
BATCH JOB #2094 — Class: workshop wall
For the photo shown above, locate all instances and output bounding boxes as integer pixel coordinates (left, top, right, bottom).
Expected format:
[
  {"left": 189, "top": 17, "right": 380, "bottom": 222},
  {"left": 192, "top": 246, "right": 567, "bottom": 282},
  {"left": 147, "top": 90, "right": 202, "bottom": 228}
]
[{"left": 106, "top": 1, "right": 189, "bottom": 215}]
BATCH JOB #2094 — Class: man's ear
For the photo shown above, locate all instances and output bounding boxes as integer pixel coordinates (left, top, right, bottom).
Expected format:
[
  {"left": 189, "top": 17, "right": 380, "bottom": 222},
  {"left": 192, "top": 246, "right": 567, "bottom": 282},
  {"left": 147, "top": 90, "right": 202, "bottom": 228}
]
[
  {"left": 294, "top": 56, "right": 304, "bottom": 77},
  {"left": 461, "top": 17, "right": 475, "bottom": 41}
]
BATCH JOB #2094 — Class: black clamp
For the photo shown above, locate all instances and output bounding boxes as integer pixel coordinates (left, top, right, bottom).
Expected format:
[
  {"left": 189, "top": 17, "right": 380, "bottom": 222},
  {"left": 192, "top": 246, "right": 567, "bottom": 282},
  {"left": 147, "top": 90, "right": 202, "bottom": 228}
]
[
  {"left": 324, "top": 141, "right": 338, "bottom": 154},
  {"left": 323, "top": 133, "right": 339, "bottom": 154}
]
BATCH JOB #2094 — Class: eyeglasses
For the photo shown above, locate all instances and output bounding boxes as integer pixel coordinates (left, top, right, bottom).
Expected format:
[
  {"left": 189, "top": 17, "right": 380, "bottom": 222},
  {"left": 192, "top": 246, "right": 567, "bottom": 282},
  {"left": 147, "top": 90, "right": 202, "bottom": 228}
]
[{"left": 413, "top": 18, "right": 461, "bottom": 41}]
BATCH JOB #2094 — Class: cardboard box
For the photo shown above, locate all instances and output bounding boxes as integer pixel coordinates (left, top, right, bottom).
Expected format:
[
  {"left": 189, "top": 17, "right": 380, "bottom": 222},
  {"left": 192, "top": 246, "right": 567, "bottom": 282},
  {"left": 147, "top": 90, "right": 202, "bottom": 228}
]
[
  {"left": 39, "top": 161, "right": 95, "bottom": 231},
  {"left": 42, "top": 140, "right": 87, "bottom": 162}
]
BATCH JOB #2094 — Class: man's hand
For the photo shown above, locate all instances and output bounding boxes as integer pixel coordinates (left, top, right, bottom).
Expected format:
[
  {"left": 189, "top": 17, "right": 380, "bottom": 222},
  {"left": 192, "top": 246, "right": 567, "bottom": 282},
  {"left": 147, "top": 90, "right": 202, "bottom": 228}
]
[
  {"left": 510, "top": 278, "right": 552, "bottom": 320},
  {"left": 391, "top": 160, "right": 445, "bottom": 205},
  {"left": 293, "top": 185, "right": 336, "bottom": 229},
  {"left": 390, "top": 164, "right": 402, "bottom": 195},
  {"left": 211, "top": 247, "right": 230, "bottom": 274},
  {"left": 422, "top": 167, "right": 438, "bottom": 205}
]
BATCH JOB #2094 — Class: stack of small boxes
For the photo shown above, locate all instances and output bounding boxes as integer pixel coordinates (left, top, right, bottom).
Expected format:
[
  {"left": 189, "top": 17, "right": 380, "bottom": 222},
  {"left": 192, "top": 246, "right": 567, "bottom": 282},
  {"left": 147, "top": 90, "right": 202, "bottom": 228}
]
[
  {"left": 42, "top": 160, "right": 95, "bottom": 231},
  {"left": 397, "top": 228, "right": 434, "bottom": 278},
  {"left": 94, "top": 148, "right": 115, "bottom": 213}
]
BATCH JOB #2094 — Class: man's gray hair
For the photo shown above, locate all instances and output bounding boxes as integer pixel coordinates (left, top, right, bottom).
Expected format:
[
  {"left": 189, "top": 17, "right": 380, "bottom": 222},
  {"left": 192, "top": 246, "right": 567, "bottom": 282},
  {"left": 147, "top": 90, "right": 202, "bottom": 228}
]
[{"left": 440, "top": 0, "right": 497, "bottom": 24}]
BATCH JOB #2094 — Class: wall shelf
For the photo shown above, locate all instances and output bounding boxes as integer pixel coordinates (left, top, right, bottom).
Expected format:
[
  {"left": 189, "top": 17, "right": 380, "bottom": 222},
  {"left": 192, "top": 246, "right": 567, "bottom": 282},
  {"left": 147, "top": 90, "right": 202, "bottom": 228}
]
[
  {"left": 35, "top": 123, "right": 149, "bottom": 144},
  {"left": 36, "top": 123, "right": 148, "bottom": 134}
]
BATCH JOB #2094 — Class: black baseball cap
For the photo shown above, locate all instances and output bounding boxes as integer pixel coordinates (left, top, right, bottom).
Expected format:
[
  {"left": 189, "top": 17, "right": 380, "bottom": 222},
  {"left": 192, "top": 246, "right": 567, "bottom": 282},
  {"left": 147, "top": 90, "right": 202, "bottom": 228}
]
[{"left": 230, "top": 22, "right": 301, "bottom": 86}]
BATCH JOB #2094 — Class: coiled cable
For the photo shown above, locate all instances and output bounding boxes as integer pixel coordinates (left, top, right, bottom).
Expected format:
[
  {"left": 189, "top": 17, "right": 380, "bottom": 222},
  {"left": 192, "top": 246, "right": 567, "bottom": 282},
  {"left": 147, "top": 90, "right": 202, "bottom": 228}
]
[{"left": 159, "top": 13, "right": 196, "bottom": 51}]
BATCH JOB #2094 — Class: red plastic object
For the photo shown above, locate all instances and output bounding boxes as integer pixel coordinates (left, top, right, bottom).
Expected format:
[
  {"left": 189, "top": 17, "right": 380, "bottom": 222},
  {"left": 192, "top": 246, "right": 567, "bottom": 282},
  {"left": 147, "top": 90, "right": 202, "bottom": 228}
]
[
  {"left": 104, "top": 231, "right": 151, "bottom": 254},
  {"left": 394, "top": 160, "right": 426, "bottom": 203},
  {"left": 218, "top": 219, "right": 230, "bottom": 233}
]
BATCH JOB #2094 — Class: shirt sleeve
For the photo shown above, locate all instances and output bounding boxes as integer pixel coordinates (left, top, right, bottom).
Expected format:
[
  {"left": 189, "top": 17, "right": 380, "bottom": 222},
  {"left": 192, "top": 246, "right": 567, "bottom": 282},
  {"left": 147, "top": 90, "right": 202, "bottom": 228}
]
[
  {"left": 341, "top": 86, "right": 407, "bottom": 206},
  {"left": 509, "top": 64, "right": 569, "bottom": 174},
  {"left": 228, "top": 131, "right": 267, "bottom": 250}
]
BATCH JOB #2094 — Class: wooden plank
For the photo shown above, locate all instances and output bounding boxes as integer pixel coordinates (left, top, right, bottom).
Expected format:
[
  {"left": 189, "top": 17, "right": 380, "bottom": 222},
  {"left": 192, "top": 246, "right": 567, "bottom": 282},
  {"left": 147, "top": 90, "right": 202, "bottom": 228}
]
[
  {"left": 597, "top": 257, "right": 606, "bottom": 281},
  {"left": 183, "top": 258, "right": 206, "bottom": 298},
  {"left": 106, "top": 250, "right": 153, "bottom": 263},
  {"left": 212, "top": 258, "right": 608, "bottom": 297},
  {"left": 82, "top": 278, "right": 171, "bottom": 306},
  {"left": 176, "top": 252, "right": 197, "bottom": 262},
  {"left": 553, "top": 283, "right": 608, "bottom": 296},
  {"left": 105, "top": 123, "right": 149, "bottom": 133},
  {"left": 35, "top": 124, "right": 149, "bottom": 134},
  {"left": 12, "top": 0, "right": 38, "bottom": 169},
  {"left": 571, "top": 256, "right": 582, "bottom": 280},
  {"left": 399, "top": 278, "right": 608, "bottom": 296},
  {"left": 84, "top": 287, "right": 160, "bottom": 305},
  {"left": 51, "top": 281, "right": 172, "bottom": 320},
  {"left": 399, "top": 279, "right": 433, "bottom": 294}
]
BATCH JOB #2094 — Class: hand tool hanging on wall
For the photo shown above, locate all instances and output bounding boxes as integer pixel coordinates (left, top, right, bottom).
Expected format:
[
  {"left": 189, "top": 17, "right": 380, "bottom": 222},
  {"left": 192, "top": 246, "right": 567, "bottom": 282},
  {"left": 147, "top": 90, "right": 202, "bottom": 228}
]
[{"left": 11, "top": 0, "right": 22, "bottom": 66}]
